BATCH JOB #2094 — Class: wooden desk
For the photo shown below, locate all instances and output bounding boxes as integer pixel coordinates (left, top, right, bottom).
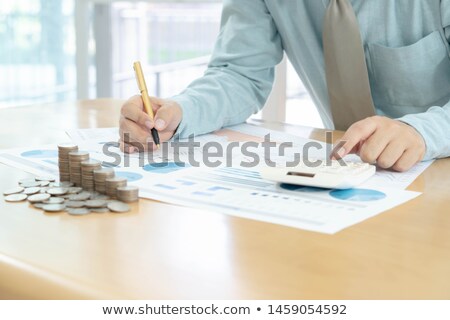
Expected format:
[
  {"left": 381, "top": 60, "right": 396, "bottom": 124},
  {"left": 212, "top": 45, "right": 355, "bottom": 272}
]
[{"left": 0, "top": 99, "right": 449, "bottom": 299}]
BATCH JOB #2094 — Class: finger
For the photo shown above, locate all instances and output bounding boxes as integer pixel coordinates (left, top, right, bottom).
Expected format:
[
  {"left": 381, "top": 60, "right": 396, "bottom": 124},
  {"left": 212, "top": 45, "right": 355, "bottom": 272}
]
[
  {"left": 121, "top": 96, "right": 153, "bottom": 129},
  {"left": 332, "top": 118, "right": 378, "bottom": 159},
  {"left": 154, "top": 104, "right": 181, "bottom": 132},
  {"left": 358, "top": 130, "right": 394, "bottom": 164},
  {"left": 376, "top": 141, "right": 406, "bottom": 169},
  {"left": 149, "top": 96, "right": 165, "bottom": 113},
  {"left": 119, "top": 116, "right": 151, "bottom": 145},
  {"left": 392, "top": 149, "right": 420, "bottom": 172}
]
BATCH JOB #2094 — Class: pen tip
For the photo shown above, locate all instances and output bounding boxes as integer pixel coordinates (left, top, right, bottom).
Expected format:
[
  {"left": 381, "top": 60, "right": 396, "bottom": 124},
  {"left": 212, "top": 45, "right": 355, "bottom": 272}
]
[{"left": 156, "top": 144, "right": 160, "bottom": 150}]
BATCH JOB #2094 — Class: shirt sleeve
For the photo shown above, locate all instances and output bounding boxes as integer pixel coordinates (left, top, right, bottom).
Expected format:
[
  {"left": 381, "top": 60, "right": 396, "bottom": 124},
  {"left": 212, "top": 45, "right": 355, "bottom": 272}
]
[
  {"left": 397, "top": 102, "right": 450, "bottom": 160},
  {"left": 170, "top": 0, "right": 283, "bottom": 138},
  {"left": 397, "top": 3, "right": 450, "bottom": 161}
]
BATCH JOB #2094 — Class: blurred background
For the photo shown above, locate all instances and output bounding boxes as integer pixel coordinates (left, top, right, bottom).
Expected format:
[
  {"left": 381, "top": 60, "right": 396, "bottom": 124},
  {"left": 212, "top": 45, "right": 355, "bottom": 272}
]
[{"left": 0, "top": 0, "right": 323, "bottom": 127}]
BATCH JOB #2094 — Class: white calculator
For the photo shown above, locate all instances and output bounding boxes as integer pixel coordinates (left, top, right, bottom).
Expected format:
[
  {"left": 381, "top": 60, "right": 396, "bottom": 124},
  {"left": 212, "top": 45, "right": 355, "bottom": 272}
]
[{"left": 260, "top": 160, "right": 376, "bottom": 189}]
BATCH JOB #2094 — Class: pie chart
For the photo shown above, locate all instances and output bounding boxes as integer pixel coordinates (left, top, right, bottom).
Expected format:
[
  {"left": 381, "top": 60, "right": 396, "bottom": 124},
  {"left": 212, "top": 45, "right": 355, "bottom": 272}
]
[{"left": 329, "top": 189, "right": 386, "bottom": 202}]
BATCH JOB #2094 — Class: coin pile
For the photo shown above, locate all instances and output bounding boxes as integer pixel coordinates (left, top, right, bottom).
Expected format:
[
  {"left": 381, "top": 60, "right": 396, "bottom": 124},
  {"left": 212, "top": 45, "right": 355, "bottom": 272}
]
[
  {"left": 58, "top": 144, "right": 78, "bottom": 181},
  {"left": 3, "top": 144, "right": 141, "bottom": 215},
  {"left": 93, "top": 168, "right": 115, "bottom": 194},
  {"left": 81, "top": 159, "right": 102, "bottom": 191},
  {"left": 105, "top": 177, "right": 128, "bottom": 198},
  {"left": 69, "top": 151, "right": 90, "bottom": 186},
  {"left": 3, "top": 177, "right": 131, "bottom": 215},
  {"left": 117, "top": 186, "right": 139, "bottom": 203}
]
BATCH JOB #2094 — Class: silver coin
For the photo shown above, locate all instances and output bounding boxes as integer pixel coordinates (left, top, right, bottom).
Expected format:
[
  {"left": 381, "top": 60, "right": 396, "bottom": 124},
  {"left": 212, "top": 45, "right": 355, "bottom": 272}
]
[
  {"left": 39, "top": 181, "right": 50, "bottom": 187},
  {"left": 50, "top": 182, "right": 74, "bottom": 188},
  {"left": 85, "top": 199, "right": 107, "bottom": 208},
  {"left": 19, "top": 178, "right": 36, "bottom": 185},
  {"left": 23, "top": 187, "right": 41, "bottom": 195},
  {"left": 107, "top": 201, "right": 130, "bottom": 213},
  {"left": 42, "top": 204, "right": 66, "bottom": 212},
  {"left": 65, "top": 200, "right": 86, "bottom": 208},
  {"left": 44, "top": 197, "right": 66, "bottom": 204},
  {"left": 67, "top": 187, "right": 83, "bottom": 194},
  {"left": 3, "top": 187, "right": 24, "bottom": 195},
  {"left": 43, "top": 197, "right": 65, "bottom": 204},
  {"left": 90, "top": 207, "right": 110, "bottom": 213},
  {"left": 68, "top": 192, "right": 91, "bottom": 201},
  {"left": 40, "top": 187, "right": 50, "bottom": 194},
  {"left": 67, "top": 208, "right": 90, "bottom": 215},
  {"left": 33, "top": 203, "right": 46, "bottom": 209},
  {"left": 28, "top": 193, "right": 51, "bottom": 203},
  {"left": 20, "top": 180, "right": 41, "bottom": 188},
  {"left": 47, "top": 187, "right": 69, "bottom": 196},
  {"left": 35, "top": 176, "right": 56, "bottom": 182},
  {"left": 5, "top": 194, "right": 28, "bottom": 202},
  {"left": 89, "top": 194, "right": 110, "bottom": 200}
]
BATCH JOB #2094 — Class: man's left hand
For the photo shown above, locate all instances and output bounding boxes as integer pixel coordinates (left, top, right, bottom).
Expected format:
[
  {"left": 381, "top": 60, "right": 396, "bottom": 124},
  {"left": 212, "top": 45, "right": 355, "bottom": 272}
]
[{"left": 332, "top": 116, "right": 426, "bottom": 172}]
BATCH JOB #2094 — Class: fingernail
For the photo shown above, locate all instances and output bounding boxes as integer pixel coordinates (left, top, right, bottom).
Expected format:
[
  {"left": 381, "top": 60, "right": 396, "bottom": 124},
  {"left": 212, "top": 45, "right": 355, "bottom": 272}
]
[
  {"left": 145, "top": 120, "right": 153, "bottom": 129},
  {"left": 336, "top": 147, "right": 346, "bottom": 158},
  {"left": 155, "top": 119, "right": 165, "bottom": 130}
]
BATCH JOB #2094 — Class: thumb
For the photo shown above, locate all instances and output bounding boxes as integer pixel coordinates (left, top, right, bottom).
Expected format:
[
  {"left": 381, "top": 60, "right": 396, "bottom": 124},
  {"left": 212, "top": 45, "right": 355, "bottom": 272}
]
[{"left": 154, "top": 104, "right": 177, "bottom": 131}]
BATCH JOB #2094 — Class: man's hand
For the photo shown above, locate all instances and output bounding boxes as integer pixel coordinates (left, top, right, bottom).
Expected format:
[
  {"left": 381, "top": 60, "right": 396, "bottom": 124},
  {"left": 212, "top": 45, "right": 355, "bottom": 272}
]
[
  {"left": 332, "top": 116, "right": 426, "bottom": 172},
  {"left": 119, "top": 95, "right": 182, "bottom": 153}
]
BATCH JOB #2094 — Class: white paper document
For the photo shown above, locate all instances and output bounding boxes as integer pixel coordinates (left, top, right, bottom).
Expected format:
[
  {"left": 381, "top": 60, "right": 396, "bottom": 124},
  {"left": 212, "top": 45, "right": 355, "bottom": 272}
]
[{"left": 0, "top": 123, "right": 428, "bottom": 234}]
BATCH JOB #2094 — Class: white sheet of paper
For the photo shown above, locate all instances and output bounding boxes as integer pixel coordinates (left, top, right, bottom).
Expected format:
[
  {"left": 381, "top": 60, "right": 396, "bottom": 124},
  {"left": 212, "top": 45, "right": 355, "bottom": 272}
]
[{"left": 0, "top": 135, "right": 422, "bottom": 234}]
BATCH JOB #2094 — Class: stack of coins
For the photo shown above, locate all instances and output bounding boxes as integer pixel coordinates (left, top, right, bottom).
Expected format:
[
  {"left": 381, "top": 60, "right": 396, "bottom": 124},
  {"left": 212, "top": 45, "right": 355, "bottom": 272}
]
[
  {"left": 58, "top": 144, "right": 78, "bottom": 181},
  {"left": 105, "top": 177, "right": 127, "bottom": 198},
  {"left": 117, "top": 186, "right": 139, "bottom": 203},
  {"left": 81, "top": 160, "right": 102, "bottom": 191},
  {"left": 94, "top": 168, "right": 115, "bottom": 194},
  {"left": 68, "top": 151, "right": 89, "bottom": 186}
]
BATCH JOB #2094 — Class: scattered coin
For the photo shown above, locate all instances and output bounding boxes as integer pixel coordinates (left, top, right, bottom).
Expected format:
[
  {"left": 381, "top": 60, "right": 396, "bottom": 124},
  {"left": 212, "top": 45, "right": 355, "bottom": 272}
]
[
  {"left": 107, "top": 201, "right": 130, "bottom": 213},
  {"left": 20, "top": 180, "right": 41, "bottom": 188},
  {"left": 68, "top": 192, "right": 91, "bottom": 201},
  {"left": 3, "top": 187, "right": 24, "bottom": 196},
  {"left": 50, "top": 182, "right": 74, "bottom": 188},
  {"left": 28, "top": 193, "right": 51, "bottom": 203},
  {"left": 5, "top": 194, "right": 28, "bottom": 202},
  {"left": 47, "top": 187, "right": 69, "bottom": 196},
  {"left": 39, "top": 181, "right": 50, "bottom": 187},
  {"left": 33, "top": 203, "right": 46, "bottom": 209},
  {"left": 67, "top": 208, "right": 90, "bottom": 215},
  {"left": 35, "top": 176, "right": 56, "bottom": 182},
  {"left": 90, "top": 194, "right": 110, "bottom": 200},
  {"left": 40, "top": 187, "right": 50, "bottom": 194},
  {"left": 90, "top": 207, "right": 110, "bottom": 213},
  {"left": 43, "top": 197, "right": 65, "bottom": 204},
  {"left": 85, "top": 199, "right": 107, "bottom": 208},
  {"left": 23, "top": 187, "right": 41, "bottom": 195},
  {"left": 42, "top": 204, "right": 66, "bottom": 212},
  {"left": 65, "top": 201, "right": 86, "bottom": 208}
]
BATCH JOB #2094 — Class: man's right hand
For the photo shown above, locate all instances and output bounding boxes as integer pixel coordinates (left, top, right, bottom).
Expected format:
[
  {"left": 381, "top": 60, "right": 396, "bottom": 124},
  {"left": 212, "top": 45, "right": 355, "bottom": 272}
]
[{"left": 119, "top": 95, "right": 183, "bottom": 153}]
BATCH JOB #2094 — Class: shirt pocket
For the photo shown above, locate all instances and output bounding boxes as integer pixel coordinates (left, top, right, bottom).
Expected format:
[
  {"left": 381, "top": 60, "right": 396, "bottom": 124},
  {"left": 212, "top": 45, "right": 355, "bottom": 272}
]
[{"left": 367, "top": 30, "right": 450, "bottom": 110}]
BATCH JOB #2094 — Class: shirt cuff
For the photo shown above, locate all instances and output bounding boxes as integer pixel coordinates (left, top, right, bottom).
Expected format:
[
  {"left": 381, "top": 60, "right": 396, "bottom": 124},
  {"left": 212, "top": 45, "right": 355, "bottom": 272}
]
[
  {"left": 397, "top": 114, "right": 434, "bottom": 161},
  {"left": 170, "top": 94, "right": 196, "bottom": 139}
]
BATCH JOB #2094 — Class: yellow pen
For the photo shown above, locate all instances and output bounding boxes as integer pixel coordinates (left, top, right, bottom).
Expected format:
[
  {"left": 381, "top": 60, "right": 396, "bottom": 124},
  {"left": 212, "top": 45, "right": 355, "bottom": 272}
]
[{"left": 133, "top": 61, "right": 161, "bottom": 149}]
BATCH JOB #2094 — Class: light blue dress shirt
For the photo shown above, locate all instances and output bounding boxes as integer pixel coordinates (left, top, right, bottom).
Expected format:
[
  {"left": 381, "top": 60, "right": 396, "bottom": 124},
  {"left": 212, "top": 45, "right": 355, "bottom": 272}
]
[{"left": 172, "top": 0, "right": 450, "bottom": 160}]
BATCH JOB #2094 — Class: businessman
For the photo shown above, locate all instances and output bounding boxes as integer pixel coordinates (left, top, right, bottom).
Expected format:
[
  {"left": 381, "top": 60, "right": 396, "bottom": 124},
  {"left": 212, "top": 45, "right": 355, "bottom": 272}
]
[{"left": 119, "top": 0, "right": 450, "bottom": 172}]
